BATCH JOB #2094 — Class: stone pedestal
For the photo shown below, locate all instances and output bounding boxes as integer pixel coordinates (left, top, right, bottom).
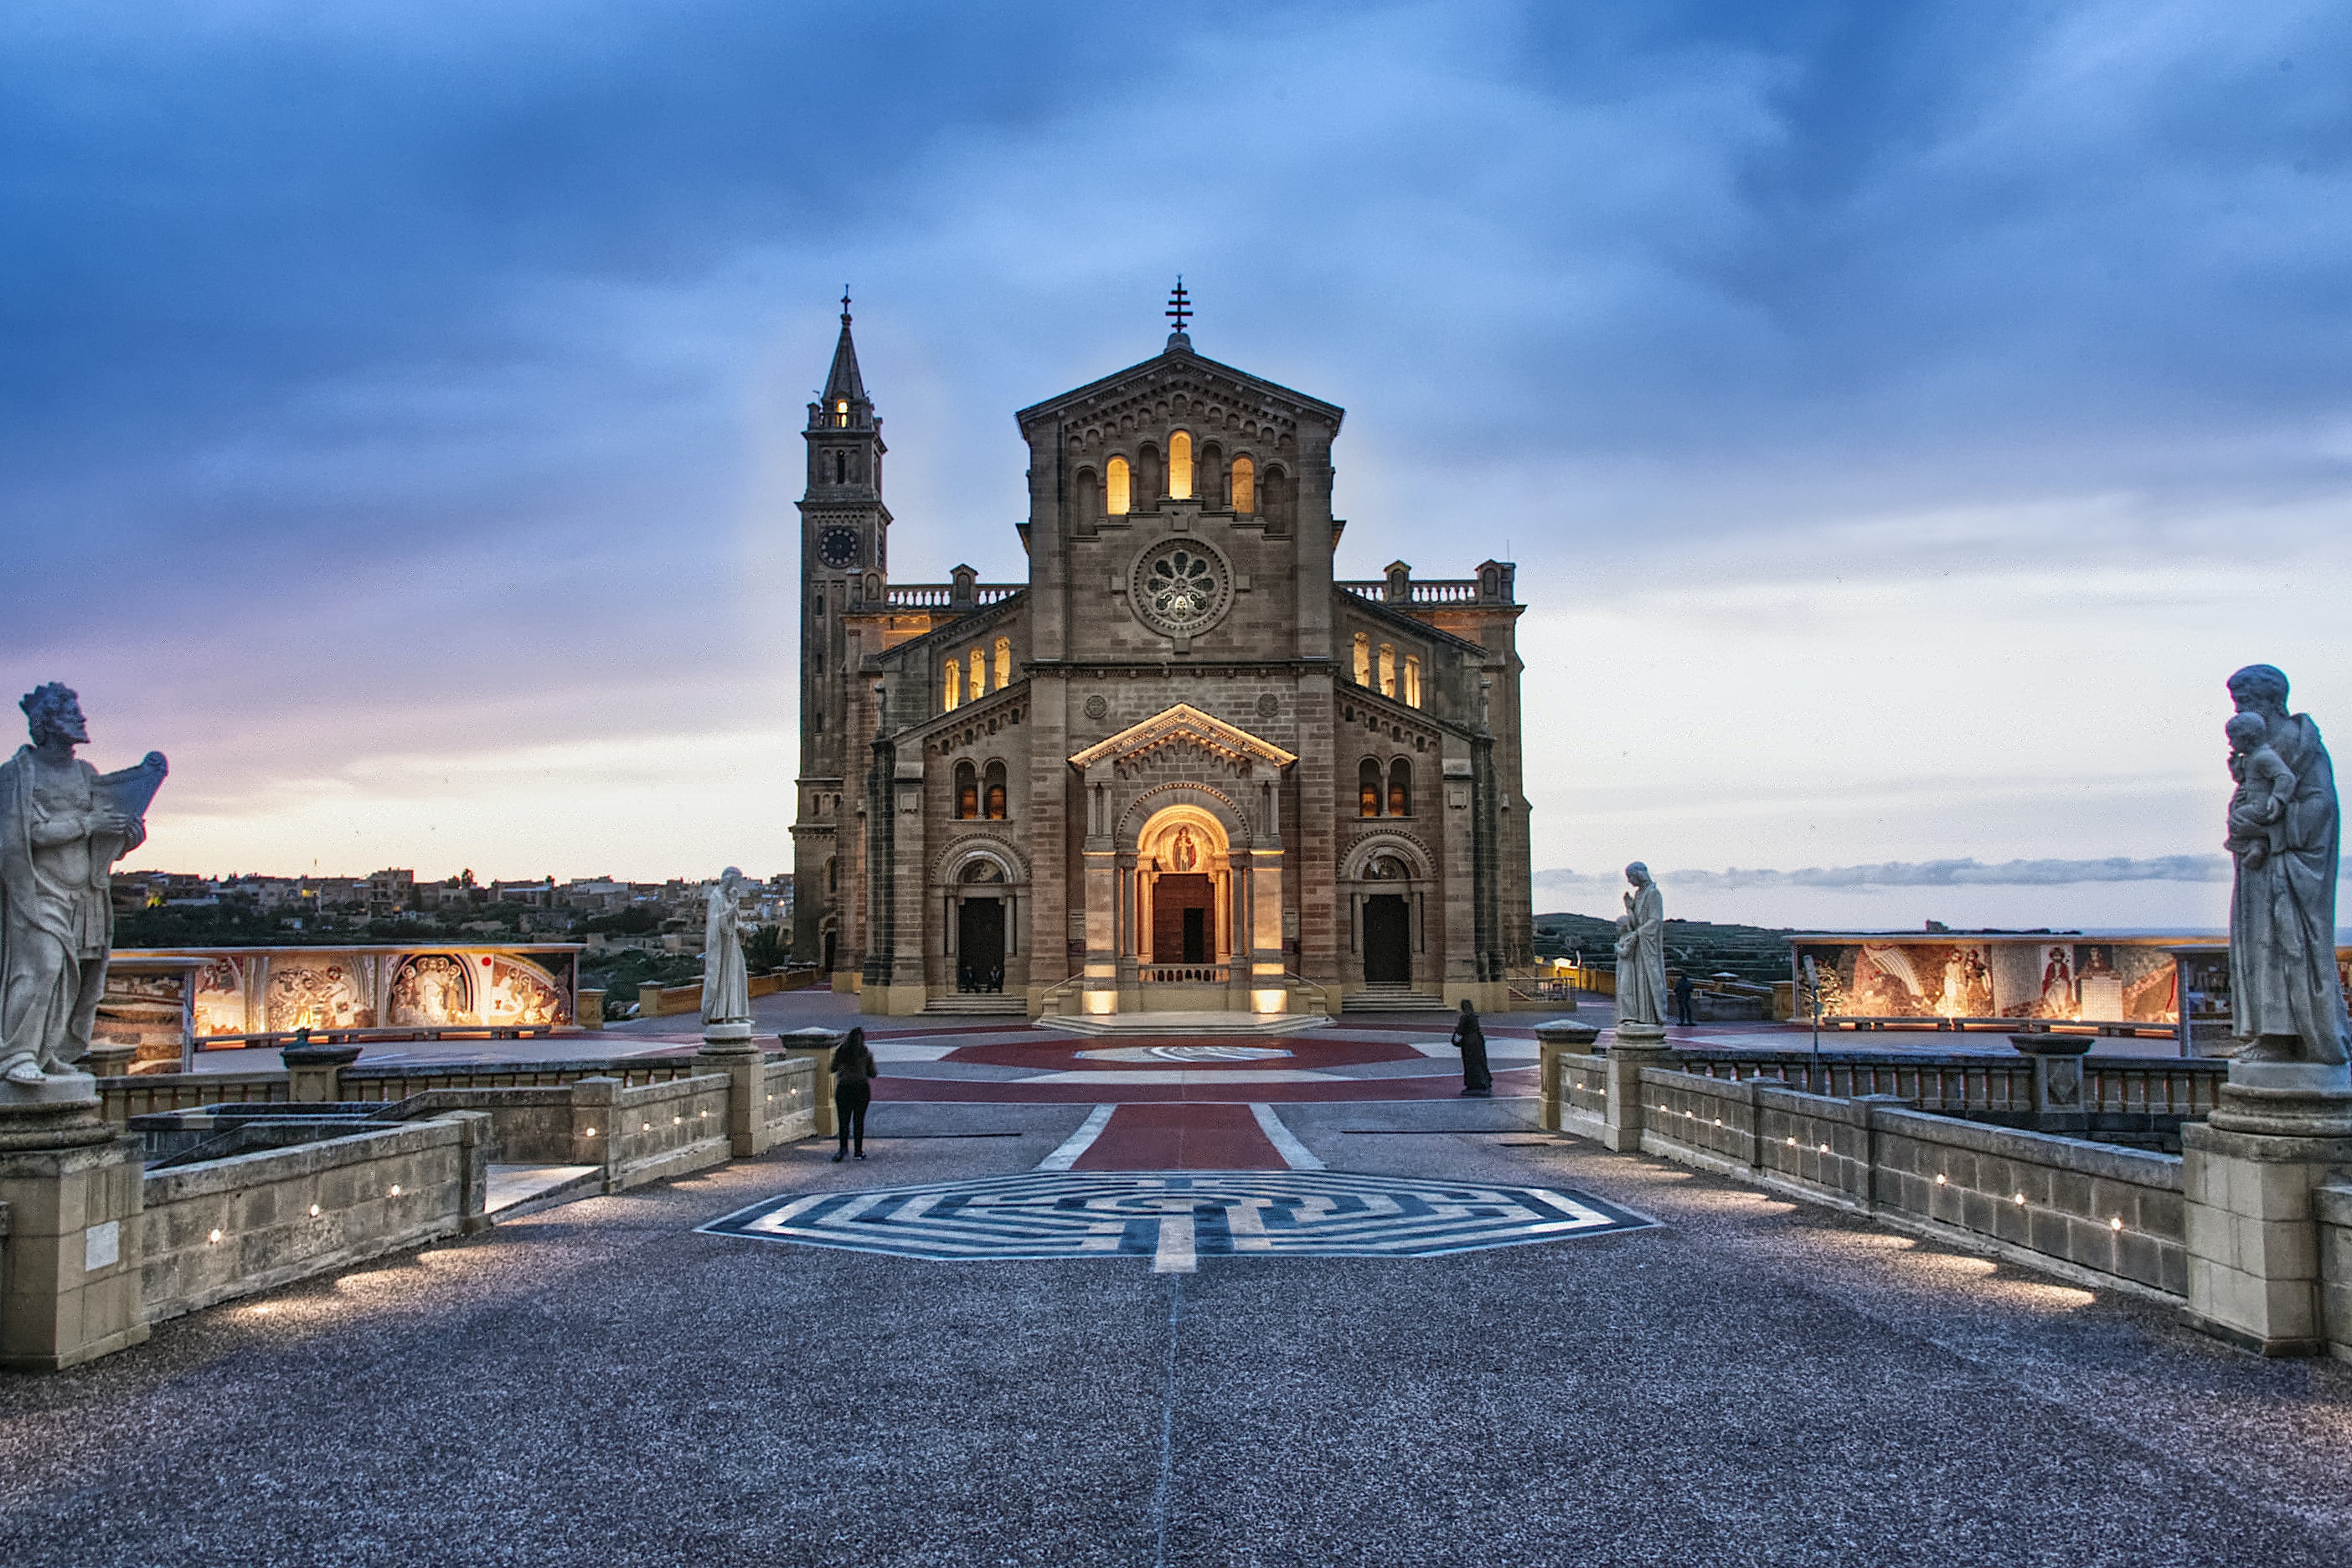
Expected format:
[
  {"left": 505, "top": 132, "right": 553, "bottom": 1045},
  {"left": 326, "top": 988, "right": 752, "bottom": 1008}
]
[
  {"left": 1534, "top": 1020, "right": 1600, "bottom": 1133},
  {"left": 696, "top": 1029, "right": 768, "bottom": 1158},
  {"left": 281, "top": 1043, "right": 362, "bottom": 1103},
  {"left": 1600, "top": 1022, "right": 1670, "bottom": 1153},
  {"left": 780, "top": 1029, "right": 844, "bottom": 1138},
  {"left": 2009, "top": 1033, "right": 2092, "bottom": 1135},
  {"left": 2180, "top": 1060, "right": 2352, "bottom": 1356},
  {"left": 0, "top": 1075, "right": 150, "bottom": 1371}
]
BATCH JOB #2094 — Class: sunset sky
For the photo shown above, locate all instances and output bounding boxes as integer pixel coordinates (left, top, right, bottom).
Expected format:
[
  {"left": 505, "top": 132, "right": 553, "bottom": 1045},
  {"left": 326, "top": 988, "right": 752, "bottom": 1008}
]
[{"left": 7, "top": 1, "right": 2349, "bottom": 930}]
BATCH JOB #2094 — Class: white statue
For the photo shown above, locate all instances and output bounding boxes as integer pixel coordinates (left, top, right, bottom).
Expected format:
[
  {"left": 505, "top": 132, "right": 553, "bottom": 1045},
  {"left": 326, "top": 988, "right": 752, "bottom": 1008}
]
[
  {"left": 1614, "top": 862, "right": 1667, "bottom": 1029},
  {"left": 2224, "top": 666, "right": 2349, "bottom": 1065},
  {"left": 1, "top": 683, "right": 166, "bottom": 1086},
  {"left": 701, "top": 867, "right": 752, "bottom": 1029}
]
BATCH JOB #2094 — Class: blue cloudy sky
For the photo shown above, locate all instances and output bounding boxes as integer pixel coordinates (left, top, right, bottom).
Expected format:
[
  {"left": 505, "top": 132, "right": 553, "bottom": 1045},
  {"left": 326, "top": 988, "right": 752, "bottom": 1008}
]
[{"left": 6, "top": 1, "right": 2349, "bottom": 929}]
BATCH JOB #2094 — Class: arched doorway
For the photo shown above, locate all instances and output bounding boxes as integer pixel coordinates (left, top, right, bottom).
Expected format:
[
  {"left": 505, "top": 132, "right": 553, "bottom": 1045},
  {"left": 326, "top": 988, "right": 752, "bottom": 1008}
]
[
  {"left": 956, "top": 860, "right": 1008, "bottom": 993},
  {"left": 1133, "top": 805, "right": 1233, "bottom": 970}
]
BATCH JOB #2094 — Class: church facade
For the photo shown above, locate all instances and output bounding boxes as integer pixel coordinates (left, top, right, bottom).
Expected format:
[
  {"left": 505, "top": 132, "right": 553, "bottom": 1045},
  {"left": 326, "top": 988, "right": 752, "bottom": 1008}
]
[{"left": 790, "top": 302, "right": 1533, "bottom": 1018}]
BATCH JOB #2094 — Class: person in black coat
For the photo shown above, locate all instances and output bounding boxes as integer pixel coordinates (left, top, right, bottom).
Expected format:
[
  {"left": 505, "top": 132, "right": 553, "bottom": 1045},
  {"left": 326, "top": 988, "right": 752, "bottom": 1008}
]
[
  {"left": 830, "top": 1026, "right": 876, "bottom": 1162},
  {"left": 1452, "top": 999, "right": 1493, "bottom": 1097},
  {"left": 1674, "top": 972, "right": 1696, "bottom": 1028}
]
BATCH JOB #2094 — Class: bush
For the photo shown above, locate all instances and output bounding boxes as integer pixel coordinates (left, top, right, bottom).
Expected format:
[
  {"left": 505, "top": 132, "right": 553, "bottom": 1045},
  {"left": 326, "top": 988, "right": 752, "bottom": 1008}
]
[{"left": 744, "top": 923, "right": 790, "bottom": 973}]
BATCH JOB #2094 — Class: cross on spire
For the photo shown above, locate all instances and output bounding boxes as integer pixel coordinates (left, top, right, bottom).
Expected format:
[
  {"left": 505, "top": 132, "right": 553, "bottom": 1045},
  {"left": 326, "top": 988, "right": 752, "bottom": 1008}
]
[
  {"left": 840, "top": 286, "right": 852, "bottom": 323},
  {"left": 1165, "top": 276, "right": 1191, "bottom": 336}
]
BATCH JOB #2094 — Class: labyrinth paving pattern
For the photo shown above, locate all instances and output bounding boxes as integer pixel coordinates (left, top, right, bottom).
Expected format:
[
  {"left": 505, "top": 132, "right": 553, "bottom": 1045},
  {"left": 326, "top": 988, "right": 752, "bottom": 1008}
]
[{"left": 699, "top": 1169, "right": 1655, "bottom": 1267}]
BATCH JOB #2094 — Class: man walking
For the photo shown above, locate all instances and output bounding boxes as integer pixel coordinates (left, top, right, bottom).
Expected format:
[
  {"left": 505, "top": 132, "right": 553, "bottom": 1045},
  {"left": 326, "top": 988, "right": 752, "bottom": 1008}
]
[{"left": 1673, "top": 971, "right": 1696, "bottom": 1029}]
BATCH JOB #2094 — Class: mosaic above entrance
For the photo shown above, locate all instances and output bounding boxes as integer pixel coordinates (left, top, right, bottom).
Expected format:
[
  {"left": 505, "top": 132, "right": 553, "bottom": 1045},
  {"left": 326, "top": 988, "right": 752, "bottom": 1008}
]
[{"left": 700, "top": 1169, "right": 1654, "bottom": 1265}]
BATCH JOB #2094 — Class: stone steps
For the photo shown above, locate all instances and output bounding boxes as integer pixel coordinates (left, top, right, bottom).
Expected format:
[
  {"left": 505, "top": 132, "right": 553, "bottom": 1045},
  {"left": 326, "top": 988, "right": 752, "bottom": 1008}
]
[
  {"left": 922, "top": 994, "right": 1029, "bottom": 1016},
  {"left": 1343, "top": 987, "right": 1449, "bottom": 1013}
]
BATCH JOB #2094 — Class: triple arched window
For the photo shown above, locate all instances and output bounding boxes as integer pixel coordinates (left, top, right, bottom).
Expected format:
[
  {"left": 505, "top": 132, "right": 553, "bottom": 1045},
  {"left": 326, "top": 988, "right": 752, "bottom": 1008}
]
[
  {"left": 1358, "top": 757, "right": 1413, "bottom": 818},
  {"left": 944, "top": 636, "right": 1018, "bottom": 712}
]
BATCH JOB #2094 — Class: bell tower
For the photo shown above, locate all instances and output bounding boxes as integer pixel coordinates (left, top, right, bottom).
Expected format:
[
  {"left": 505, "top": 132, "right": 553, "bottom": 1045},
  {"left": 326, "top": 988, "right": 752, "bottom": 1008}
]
[{"left": 792, "top": 295, "right": 890, "bottom": 971}]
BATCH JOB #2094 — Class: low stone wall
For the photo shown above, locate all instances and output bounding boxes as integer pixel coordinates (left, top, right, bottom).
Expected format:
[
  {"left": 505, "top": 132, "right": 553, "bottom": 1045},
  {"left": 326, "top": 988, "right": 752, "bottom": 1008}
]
[
  {"left": 2320, "top": 1179, "right": 2352, "bottom": 1359},
  {"left": 1639, "top": 1068, "right": 2187, "bottom": 1300},
  {"left": 140, "top": 1112, "right": 488, "bottom": 1323}
]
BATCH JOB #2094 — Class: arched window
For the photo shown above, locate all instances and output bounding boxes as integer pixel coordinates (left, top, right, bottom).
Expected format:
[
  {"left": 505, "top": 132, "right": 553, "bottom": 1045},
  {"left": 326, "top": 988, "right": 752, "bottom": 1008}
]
[
  {"left": 970, "top": 647, "right": 987, "bottom": 699},
  {"left": 1403, "top": 656, "right": 1422, "bottom": 709},
  {"left": 983, "top": 760, "right": 1008, "bottom": 820},
  {"left": 1230, "top": 456, "right": 1255, "bottom": 514},
  {"left": 1388, "top": 758, "right": 1412, "bottom": 817},
  {"left": 954, "top": 761, "right": 978, "bottom": 820},
  {"left": 1378, "top": 644, "right": 1396, "bottom": 698},
  {"left": 1168, "top": 431, "right": 1193, "bottom": 498},
  {"left": 833, "top": 400, "right": 849, "bottom": 428},
  {"left": 825, "top": 858, "right": 837, "bottom": 894},
  {"left": 993, "top": 637, "right": 1012, "bottom": 689},
  {"left": 944, "top": 659, "right": 962, "bottom": 712},
  {"left": 1352, "top": 632, "right": 1371, "bottom": 688},
  {"left": 1106, "top": 456, "right": 1132, "bottom": 516},
  {"left": 834, "top": 451, "right": 846, "bottom": 484},
  {"left": 1359, "top": 757, "right": 1383, "bottom": 818},
  {"left": 1138, "top": 443, "right": 1162, "bottom": 502},
  {"left": 813, "top": 588, "right": 825, "bottom": 617},
  {"left": 1263, "top": 466, "right": 1291, "bottom": 527},
  {"left": 1073, "top": 467, "right": 1100, "bottom": 524}
]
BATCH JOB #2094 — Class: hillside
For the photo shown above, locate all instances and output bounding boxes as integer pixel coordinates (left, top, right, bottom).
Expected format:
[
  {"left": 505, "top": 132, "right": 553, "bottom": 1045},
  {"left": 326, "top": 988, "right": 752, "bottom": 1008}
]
[{"left": 1534, "top": 910, "right": 1793, "bottom": 984}]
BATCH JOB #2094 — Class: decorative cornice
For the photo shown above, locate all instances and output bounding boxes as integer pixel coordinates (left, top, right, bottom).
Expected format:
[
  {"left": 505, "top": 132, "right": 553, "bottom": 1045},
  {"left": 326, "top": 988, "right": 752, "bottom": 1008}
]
[{"left": 1067, "top": 702, "right": 1298, "bottom": 771}]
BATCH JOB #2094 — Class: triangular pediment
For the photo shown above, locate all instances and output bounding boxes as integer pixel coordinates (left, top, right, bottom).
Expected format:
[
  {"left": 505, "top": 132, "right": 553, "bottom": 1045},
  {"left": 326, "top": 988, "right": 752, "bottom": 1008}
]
[
  {"left": 1068, "top": 703, "right": 1297, "bottom": 772},
  {"left": 1017, "top": 343, "right": 1342, "bottom": 432}
]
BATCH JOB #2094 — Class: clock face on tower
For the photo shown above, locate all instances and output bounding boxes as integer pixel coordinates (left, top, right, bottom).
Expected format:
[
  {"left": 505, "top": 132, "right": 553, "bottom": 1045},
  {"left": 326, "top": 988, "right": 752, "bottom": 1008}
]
[{"left": 816, "top": 526, "right": 860, "bottom": 570}]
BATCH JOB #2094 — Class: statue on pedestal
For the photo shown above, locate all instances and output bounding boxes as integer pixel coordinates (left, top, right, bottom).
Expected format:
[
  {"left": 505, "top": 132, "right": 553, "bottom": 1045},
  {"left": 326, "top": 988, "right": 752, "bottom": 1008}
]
[
  {"left": 0, "top": 684, "right": 166, "bottom": 1086},
  {"left": 2223, "top": 665, "right": 2349, "bottom": 1068},
  {"left": 1614, "top": 862, "right": 1667, "bottom": 1031},
  {"left": 701, "top": 866, "right": 752, "bottom": 1036}
]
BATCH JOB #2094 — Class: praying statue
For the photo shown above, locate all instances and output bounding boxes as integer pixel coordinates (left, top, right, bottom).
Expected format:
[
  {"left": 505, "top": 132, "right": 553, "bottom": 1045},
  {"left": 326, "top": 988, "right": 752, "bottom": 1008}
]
[
  {"left": 701, "top": 867, "right": 752, "bottom": 1029},
  {"left": 1614, "top": 862, "right": 1667, "bottom": 1029},
  {"left": 1, "top": 684, "right": 167, "bottom": 1086},
  {"left": 2223, "top": 666, "right": 2349, "bottom": 1065}
]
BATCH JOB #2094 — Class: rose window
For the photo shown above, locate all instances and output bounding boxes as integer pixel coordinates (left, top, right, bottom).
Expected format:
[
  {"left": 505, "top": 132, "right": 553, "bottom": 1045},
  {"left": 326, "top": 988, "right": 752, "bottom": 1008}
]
[{"left": 1130, "top": 539, "right": 1234, "bottom": 639}]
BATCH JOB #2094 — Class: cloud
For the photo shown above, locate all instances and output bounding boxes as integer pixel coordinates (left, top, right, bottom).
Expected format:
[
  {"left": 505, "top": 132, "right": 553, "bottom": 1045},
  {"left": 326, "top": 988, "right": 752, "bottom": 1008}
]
[{"left": 1535, "top": 855, "right": 2236, "bottom": 895}]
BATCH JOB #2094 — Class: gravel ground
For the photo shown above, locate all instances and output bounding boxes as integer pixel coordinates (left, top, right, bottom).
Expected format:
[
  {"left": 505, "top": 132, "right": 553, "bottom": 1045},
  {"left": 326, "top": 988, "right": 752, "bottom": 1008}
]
[{"left": 4, "top": 1097, "right": 2348, "bottom": 1568}]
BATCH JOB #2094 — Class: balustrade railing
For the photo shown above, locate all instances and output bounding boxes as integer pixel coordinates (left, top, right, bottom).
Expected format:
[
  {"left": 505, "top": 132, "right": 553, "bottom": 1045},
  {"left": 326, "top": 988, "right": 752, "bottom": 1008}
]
[
  {"left": 1338, "top": 580, "right": 1488, "bottom": 605},
  {"left": 1139, "top": 963, "right": 1230, "bottom": 985},
  {"left": 884, "top": 583, "right": 1024, "bottom": 609}
]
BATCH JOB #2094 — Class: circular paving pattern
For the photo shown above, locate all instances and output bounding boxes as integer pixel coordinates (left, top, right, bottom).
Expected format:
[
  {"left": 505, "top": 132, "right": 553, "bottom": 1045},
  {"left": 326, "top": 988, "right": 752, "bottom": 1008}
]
[
  {"left": 699, "top": 1170, "right": 1654, "bottom": 1264},
  {"left": 1075, "top": 1044, "right": 1294, "bottom": 1063}
]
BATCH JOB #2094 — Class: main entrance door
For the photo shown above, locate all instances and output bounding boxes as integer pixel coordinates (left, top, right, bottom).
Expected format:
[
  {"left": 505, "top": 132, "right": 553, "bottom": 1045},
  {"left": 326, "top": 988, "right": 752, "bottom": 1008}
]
[
  {"left": 1152, "top": 874, "right": 1215, "bottom": 963},
  {"left": 1363, "top": 895, "right": 1411, "bottom": 984},
  {"left": 957, "top": 899, "right": 1005, "bottom": 992}
]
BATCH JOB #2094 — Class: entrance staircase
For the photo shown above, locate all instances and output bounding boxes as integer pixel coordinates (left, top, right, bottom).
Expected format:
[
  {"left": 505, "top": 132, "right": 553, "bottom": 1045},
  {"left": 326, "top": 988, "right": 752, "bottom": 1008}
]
[
  {"left": 1342, "top": 983, "right": 1449, "bottom": 1014},
  {"left": 922, "top": 993, "right": 1029, "bottom": 1017}
]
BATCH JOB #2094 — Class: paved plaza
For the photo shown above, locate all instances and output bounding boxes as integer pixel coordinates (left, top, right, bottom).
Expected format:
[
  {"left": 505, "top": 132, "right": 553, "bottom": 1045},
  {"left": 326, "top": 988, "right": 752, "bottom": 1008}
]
[{"left": 9, "top": 1014, "right": 2352, "bottom": 1567}]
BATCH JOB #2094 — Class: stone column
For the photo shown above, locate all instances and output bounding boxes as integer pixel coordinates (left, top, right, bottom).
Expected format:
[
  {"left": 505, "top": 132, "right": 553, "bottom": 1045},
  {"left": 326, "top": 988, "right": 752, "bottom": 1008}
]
[
  {"left": 2181, "top": 1061, "right": 2352, "bottom": 1355},
  {"left": 0, "top": 1076, "right": 149, "bottom": 1371},
  {"left": 1081, "top": 765, "right": 1118, "bottom": 1015},
  {"left": 1599, "top": 1021, "right": 1671, "bottom": 1153}
]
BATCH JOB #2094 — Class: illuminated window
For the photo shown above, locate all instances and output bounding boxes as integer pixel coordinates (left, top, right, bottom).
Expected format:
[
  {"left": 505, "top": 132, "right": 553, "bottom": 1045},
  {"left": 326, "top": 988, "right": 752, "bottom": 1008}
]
[
  {"left": 944, "top": 659, "right": 962, "bottom": 711},
  {"left": 1352, "top": 632, "right": 1371, "bottom": 687},
  {"left": 954, "top": 761, "right": 978, "bottom": 819},
  {"left": 993, "top": 636, "right": 1012, "bottom": 689},
  {"left": 983, "top": 761, "right": 1008, "bottom": 820},
  {"left": 1359, "top": 757, "right": 1383, "bottom": 818},
  {"left": 834, "top": 400, "right": 848, "bottom": 428},
  {"left": 1169, "top": 431, "right": 1193, "bottom": 499},
  {"left": 1106, "top": 456, "right": 1132, "bottom": 516},
  {"left": 970, "top": 647, "right": 987, "bottom": 698},
  {"left": 1378, "top": 644, "right": 1396, "bottom": 698},
  {"left": 1230, "top": 456, "right": 1255, "bottom": 513},
  {"left": 1388, "top": 758, "right": 1412, "bottom": 817},
  {"left": 1403, "top": 656, "right": 1421, "bottom": 709}
]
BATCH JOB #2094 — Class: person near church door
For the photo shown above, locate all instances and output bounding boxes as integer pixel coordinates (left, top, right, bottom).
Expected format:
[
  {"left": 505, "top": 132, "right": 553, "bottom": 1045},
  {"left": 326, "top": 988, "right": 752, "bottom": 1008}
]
[
  {"left": 831, "top": 1026, "right": 877, "bottom": 1161},
  {"left": 1674, "top": 972, "right": 1695, "bottom": 1028},
  {"left": 1452, "top": 999, "right": 1492, "bottom": 1096}
]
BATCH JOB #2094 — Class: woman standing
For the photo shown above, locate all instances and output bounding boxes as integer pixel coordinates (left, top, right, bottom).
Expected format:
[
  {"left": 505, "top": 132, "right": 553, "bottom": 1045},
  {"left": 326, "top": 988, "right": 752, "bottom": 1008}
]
[
  {"left": 1452, "top": 999, "right": 1493, "bottom": 1097},
  {"left": 830, "top": 1026, "right": 877, "bottom": 1162}
]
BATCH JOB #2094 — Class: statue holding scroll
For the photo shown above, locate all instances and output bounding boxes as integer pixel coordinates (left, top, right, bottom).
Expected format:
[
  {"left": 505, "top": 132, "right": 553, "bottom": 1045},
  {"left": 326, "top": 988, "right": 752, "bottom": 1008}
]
[
  {"left": 1614, "top": 862, "right": 1667, "bottom": 1029},
  {"left": 2224, "top": 665, "right": 2349, "bottom": 1066},
  {"left": 0, "top": 683, "right": 167, "bottom": 1085}
]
